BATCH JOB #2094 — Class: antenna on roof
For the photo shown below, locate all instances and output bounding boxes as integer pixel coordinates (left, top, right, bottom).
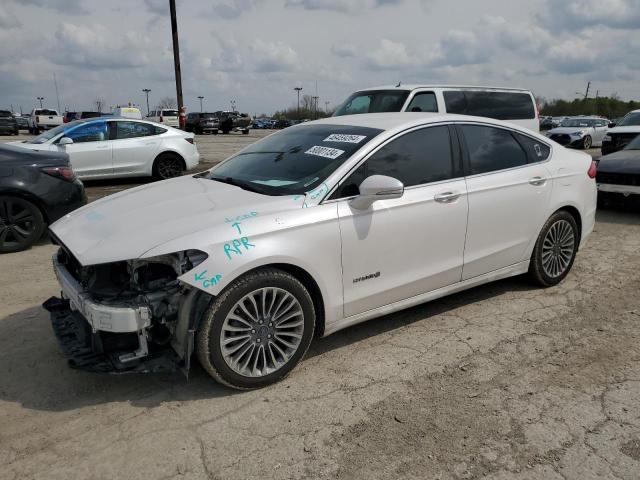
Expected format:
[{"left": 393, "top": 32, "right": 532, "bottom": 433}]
[{"left": 395, "top": 81, "right": 402, "bottom": 87}]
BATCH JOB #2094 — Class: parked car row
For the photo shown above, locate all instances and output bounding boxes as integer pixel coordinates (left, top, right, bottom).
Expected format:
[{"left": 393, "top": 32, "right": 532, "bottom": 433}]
[
  {"left": 185, "top": 111, "right": 252, "bottom": 135},
  {"left": 544, "top": 116, "right": 610, "bottom": 149}
]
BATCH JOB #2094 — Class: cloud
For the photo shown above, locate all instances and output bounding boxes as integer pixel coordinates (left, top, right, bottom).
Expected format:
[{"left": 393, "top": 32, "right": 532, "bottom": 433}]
[
  {"left": 143, "top": 0, "right": 166, "bottom": 15},
  {"left": 0, "top": 6, "right": 21, "bottom": 29},
  {"left": 427, "top": 30, "right": 490, "bottom": 67},
  {"left": 331, "top": 43, "right": 357, "bottom": 58},
  {"left": 539, "top": 0, "right": 640, "bottom": 30},
  {"left": 249, "top": 40, "right": 299, "bottom": 72},
  {"left": 11, "top": 0, "right": 88, "bottom": 15},
  {"left": 211, "top": 0, "right": 263, "bottom": 19},
  {"left": 366, "top": 38, "right": 410, "bottom": 69},
  {"left": 285, "top": 0, "right": 402, "bottom": 14},
  {"left": 51, "top": 23, "right": 150, "bottom": 69}
]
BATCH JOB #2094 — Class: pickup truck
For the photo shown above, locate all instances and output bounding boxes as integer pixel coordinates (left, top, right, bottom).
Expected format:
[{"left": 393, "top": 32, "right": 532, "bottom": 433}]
[
  {"left": 214, "top": 111, "right": 251, "bottom": 134},
  {"left": 28, "top": 108, "right": 64, "bottom": 134}
]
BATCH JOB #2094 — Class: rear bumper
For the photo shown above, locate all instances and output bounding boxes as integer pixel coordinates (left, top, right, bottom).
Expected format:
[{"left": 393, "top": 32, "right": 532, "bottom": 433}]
[
  {"left": 598, "top": 183, "right": 640, "bottom": 196},
  {"left": 43, "top": 179, "right": 87, "bottom": 223},
  {"left": 185, "top": 149, "right": 200, "bottom": 170}
]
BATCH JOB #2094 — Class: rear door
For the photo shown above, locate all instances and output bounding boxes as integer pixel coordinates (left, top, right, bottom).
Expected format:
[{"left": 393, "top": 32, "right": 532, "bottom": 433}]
[
  {"left": 60, "top": 120, "right": 112, "bottom": 178},
  {"left": 457, "top": 123, "right": 552, "bottom": 279},
  {"left": 111, "top": 121, "right": 162, "bottom": 176},
  {"left": 334, "top": 124, "right": 469, "bottom": 317}
]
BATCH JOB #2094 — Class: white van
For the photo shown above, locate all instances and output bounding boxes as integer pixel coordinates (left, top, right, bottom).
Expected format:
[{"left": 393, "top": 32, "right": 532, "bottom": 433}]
[
  {"left": 112, "top": 107, "right": 143, "bottom": 120},
  {"left": 334, "top": 85, "right": 540, "bottom": 131},
  {"left": 147, "top": 109, "right": 180, "bottom": 127}
]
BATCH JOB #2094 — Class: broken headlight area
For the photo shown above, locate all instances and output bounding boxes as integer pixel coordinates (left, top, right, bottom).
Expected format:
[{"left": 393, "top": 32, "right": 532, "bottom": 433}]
[{"left": 43, "top": 247, "right": 208, "bottom": 374}]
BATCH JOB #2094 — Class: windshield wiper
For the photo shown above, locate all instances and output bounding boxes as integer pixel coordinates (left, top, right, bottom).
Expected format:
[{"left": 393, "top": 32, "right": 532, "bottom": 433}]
[{"left": 210, "top": 176, "right": 269, "bottom": 194}]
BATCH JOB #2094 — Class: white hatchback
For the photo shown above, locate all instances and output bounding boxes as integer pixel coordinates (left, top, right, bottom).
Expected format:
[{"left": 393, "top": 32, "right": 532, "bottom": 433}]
[
  {"left": 45, "top": 113, "right": 596, "bottom": 389},
  {"left": 10, "top": 118, "right": 199, "bottom": 180}
]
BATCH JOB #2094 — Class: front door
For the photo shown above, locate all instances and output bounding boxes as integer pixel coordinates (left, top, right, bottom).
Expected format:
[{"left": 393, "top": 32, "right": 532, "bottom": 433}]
[
  {"left": 59, "top": 120, "right": 112, "bottom": 178},
  {"left": 333, "top": 125, "right": 469, "bottom": 317}
]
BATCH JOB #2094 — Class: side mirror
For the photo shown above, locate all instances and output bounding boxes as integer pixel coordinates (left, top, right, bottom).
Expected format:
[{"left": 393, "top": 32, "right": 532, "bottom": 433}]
[
  {"left": 608, "top": 122, "right": 616, "bottom": 128},
  {"left": 58, "top": 137, "right": 74, "bottom": 146},
  {"left": 350, "top": 175, "right": 404, "bottom": 210}
]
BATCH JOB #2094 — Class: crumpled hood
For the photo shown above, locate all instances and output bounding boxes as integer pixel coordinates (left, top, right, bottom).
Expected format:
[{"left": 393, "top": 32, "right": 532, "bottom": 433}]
[
  {"left": 50, "top": 175, "right": 299, "bottom": 265},
  {"left": 597, "top": 150, "right": 640, "bottom": 174}
]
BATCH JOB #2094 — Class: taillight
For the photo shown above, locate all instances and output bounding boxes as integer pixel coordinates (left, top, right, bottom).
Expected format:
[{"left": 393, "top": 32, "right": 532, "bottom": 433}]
[
  {"left": 41, "top": 166, "right": 76, "bottom": 181},
  {"left": 185, "top": 137, "right": 194, "bottom": 144},
  {"left": 587, "top": 160, "right": 597, "bottom": 179}
]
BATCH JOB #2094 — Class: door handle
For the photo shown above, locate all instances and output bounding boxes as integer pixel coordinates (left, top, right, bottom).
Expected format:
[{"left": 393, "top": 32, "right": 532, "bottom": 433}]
[
  {"left": 96, "top": 145, "right": 109, "bottom": 149},
  {"left": 529, "top": 176, "right": 547, "bottom": 186},
  {"left": 434, "top": 191, "right": 460, "bottom": 203}
]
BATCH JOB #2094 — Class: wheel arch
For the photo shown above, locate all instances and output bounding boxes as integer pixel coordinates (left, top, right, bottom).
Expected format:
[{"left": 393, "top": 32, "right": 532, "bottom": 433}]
[
  {"left": 0, "top": 188, "right": 50, "bottom": 224},
  {"left": 153, "top": 150, "right": 186, "bottom": 172},
  {"left": 555, "top": 205, "right": 582, "bottom": 245}
]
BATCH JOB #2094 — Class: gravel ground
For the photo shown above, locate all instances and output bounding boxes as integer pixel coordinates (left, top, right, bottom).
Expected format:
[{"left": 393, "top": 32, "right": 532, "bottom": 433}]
[{"left": 1, "top": 132, "right": 639, "bottom": 480}]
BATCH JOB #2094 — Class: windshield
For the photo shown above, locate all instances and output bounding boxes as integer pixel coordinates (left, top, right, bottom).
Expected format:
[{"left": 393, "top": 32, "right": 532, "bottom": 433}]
[
  {"left": 205, "top": 124, "right": 383, "bottom": 195},
  {"left": 560, "top": 118, "right": 594, "bottom": 127},
  {"left": 28, "top": 120, "right": 87, "bottom": 144},
  {"left": 618, "top": 112, "right": 640, "bottom": 127},
  {"left": 334, "top": 90, "right": 410, "bottom": 116},
  {"left": 624, "top": 135, "right": 640, "bottom": 150}
]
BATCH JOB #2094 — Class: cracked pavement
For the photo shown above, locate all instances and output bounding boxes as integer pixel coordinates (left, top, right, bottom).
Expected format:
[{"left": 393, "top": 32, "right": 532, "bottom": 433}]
[{"left": 1, "top": 134, "right": 639, "bottom": 479}]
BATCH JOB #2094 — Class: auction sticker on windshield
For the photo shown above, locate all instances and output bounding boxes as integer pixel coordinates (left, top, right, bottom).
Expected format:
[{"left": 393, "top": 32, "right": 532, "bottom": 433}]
[
  {"left": 324, "top": 134, "right": 367, "bottom": 144},
  {"left": 305, "top": 145, "right": 345, "bottom": 160}
]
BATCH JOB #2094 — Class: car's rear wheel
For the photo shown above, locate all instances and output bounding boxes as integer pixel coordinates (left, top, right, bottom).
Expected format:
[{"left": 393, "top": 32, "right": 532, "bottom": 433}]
[
  {"left": 152, "top": 153, "right": 184, "bottom": 180},
  {"left": 196, "top": 268, "right": 315, "bottom": 390},
  {"left": 0, "top": 196, "right": 45, "bottom": 253},
  {"left": 529, "top": 211, "right": 579, "bottom": 287},
  {"left": 582, "top": 135, "right": 592, "bottom": 149}
]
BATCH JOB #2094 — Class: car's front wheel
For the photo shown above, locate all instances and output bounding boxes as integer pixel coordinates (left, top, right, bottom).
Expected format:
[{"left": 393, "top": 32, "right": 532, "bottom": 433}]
[
  {"left": 196, "top": 268, "right": 316, "bottom": 389},
  {"left": 152, "top": 153, "right": 184, "bottom": 180},
  {"left": 529, "top": 210, "right": 579, "bottom": 287},
  {"left": 0, "top": 196, "right": 45, "bottom": 253},
  {"left": 582, "top": 135, "right": 592, "bottom": 149}
]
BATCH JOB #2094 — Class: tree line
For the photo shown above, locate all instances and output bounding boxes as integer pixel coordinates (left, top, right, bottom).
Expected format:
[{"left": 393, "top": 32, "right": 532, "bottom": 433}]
[{"left": 540, "top": 95, "right": 640, "bottom": 120}]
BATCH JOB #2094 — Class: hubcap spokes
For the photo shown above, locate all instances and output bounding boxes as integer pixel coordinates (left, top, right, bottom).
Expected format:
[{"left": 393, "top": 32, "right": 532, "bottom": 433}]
[
  {"left": 541, "top": 220, "right": 575, "bottom": 278},
  {"left": 221, "top": 287, "right": 304, "bottom": 378},
  {"left": 159, "top": 159, "right": 181, "bottom": 179},
  {"left": 0, "top": 198, "right": 35, "bottom": 247}
]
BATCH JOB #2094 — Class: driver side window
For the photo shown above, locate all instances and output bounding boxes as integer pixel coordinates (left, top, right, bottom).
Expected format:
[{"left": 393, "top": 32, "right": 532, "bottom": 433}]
[{"left": 65, "top": 121, "right": 108, "bottom": 143}]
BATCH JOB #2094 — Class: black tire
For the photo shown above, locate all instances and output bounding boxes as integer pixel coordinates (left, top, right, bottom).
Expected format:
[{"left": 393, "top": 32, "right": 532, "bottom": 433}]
[
  {"left": 196, "top": 268, "right": 316, "bottom": 390},
  {"left": 582, "top": 135, "right": 592, "bottom": 150},
  {"left": 152, "top": 153, "right": 184, "bottom": 180},
  {"left": 529, "top": 210, "right": 579, "bottom": 287},
  {"left": 242, "top": 129, "right": 249, "bottom": 135},
  {"left": 0, "top": 196, "right": 45, "bottom": 253}
]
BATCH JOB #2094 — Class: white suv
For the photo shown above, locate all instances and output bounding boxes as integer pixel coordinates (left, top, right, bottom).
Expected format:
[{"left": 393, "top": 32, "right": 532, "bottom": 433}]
[
  {"left": 45, "top": 113, "right": 596, "bottom": 389},
  {"left": 147, "top": 108, "right": 180, "bottom": 127}
]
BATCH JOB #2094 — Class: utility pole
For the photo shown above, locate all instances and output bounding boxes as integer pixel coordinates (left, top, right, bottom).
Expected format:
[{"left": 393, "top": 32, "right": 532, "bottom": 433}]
[
  {"left": 312, "top": 96, "right": 319, "bottom": 119},
  {"left": 230, "top": 99, "right": 236, "bottom": 112},
  {"left": 142, "top": 88, "right": 151, "bottom": 115},
  {"left": 169, "top": 0, "right": 184, "bottom": 127},
  {"left": 294, "top": 87, "right": 302, "bottom": 119},
  {"left": 198, "top": 96, "right": 204, "bottom": 112},
  {"left": 325, "top": 101, "right": 330, "bottom": 114},
  {"left": 37, "top": 97, "right": 44, "bottom": 108},
  {"left": 584, "top": 81, "right": 591, "bottom": 100}
]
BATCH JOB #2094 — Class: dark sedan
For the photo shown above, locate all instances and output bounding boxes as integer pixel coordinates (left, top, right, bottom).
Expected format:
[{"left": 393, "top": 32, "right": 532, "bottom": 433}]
[
  {"left": 596, "top": 135, "right": 640, "bottom": 206},
  {"left": 0, "top": 144, "right": 87, "bottom": 253},
  {"left": 0, "top": 110, "right": 19, "bottom": 135}
]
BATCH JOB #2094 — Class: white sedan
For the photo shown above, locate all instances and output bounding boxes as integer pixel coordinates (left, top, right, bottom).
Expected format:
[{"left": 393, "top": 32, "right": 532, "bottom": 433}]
[
  {"left": 45, "top": 113, "right": 597, "bottom": 389},
  {"left": 9, "top": 118, "right": 199, "bottom": 180}
]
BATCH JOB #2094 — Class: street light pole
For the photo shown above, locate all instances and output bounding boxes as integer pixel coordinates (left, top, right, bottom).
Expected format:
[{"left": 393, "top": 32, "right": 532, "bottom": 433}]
[
  {"left": 37, "top": 97, "right": 44, "bottom": 108},
  {"left": 198, "top": 96, "right": 204, "bottom": 112},
  {"left": 142, "top": 88, "right": 151, "bottom": 115},
  {"left": 312, "top": 96, "right": 319, "bottom": 119},
  {"left": 293, "top": 87, "right": 303, "bottom": 119},
  {"left": 230, "top": 99, "right": 236, "bottom": 112},
  {"left": 325, "top": 101, "right": 330, "bottom": 114}
]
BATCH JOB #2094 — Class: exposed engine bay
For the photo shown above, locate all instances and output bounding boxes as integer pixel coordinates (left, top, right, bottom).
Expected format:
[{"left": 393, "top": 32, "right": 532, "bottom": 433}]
[{"left": 43, "top": 245, "right": 209, "bottom": 374}]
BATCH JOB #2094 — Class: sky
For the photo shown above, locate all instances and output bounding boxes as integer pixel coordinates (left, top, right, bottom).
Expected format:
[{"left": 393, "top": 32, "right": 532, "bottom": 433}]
[{"left": 1, "top": 0, "right": 639, "bottom": 116}]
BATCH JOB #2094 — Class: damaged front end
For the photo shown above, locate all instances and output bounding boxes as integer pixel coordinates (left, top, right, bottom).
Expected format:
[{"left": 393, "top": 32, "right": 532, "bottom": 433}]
[{"left": 43, "top": 244, "right": 210, "bottom": 375}]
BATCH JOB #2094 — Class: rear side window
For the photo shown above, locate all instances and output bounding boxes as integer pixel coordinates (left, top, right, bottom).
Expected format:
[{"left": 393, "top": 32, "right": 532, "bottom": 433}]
[
  {"left": 444, "top": 91, "right": 535, "bottom": 120},
  {"left": 514, "top": 133, "right": 551, "bottom": 163},
  {"left": 115, "top": 121, "right": 158, "bottom": 139},
  {"left": 162, "top": 109, "right": 179, "bottom": 117},
  {"left": 460, "top": 125, "right": 527, "bottom": 175},
  {"left": 406, "top": 92, "right": 438, "bottom": 113},
  {"left": 331, "top": 126, "right": 454, "bottom": 198}
]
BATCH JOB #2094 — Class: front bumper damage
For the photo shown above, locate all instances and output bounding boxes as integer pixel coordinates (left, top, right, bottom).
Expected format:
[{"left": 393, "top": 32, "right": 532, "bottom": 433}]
[{"left": 43, "top": 246, "right": 209, "bottom": 375}]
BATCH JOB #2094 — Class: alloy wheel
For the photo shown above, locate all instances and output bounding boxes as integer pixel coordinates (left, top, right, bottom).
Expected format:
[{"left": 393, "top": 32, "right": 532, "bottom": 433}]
[
  {"left": 541, "top": 219, "right": 575, "bottom": 278},
  {"left": 0, "top": 198, "right": 37, "bottom": 249},
  {"left": 220, "top": 287, "right": 305, "bottom": 378},
  {"left": 157, "top": 157, "right": 182, "bottom": 179}
]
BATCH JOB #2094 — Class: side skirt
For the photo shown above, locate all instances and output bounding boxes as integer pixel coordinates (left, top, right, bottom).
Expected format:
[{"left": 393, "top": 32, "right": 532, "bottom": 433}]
[{"left": 323, "top": 261, "right": 530, "bottom": 336}]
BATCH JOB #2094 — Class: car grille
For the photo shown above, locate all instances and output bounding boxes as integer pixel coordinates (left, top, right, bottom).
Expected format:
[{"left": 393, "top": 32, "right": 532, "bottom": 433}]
[
  {"left": 549, "top": 134, "right": 571, "bottom": 145},
  {"left": 597, "top": 172, "right": 640, "bottom": 187}
]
